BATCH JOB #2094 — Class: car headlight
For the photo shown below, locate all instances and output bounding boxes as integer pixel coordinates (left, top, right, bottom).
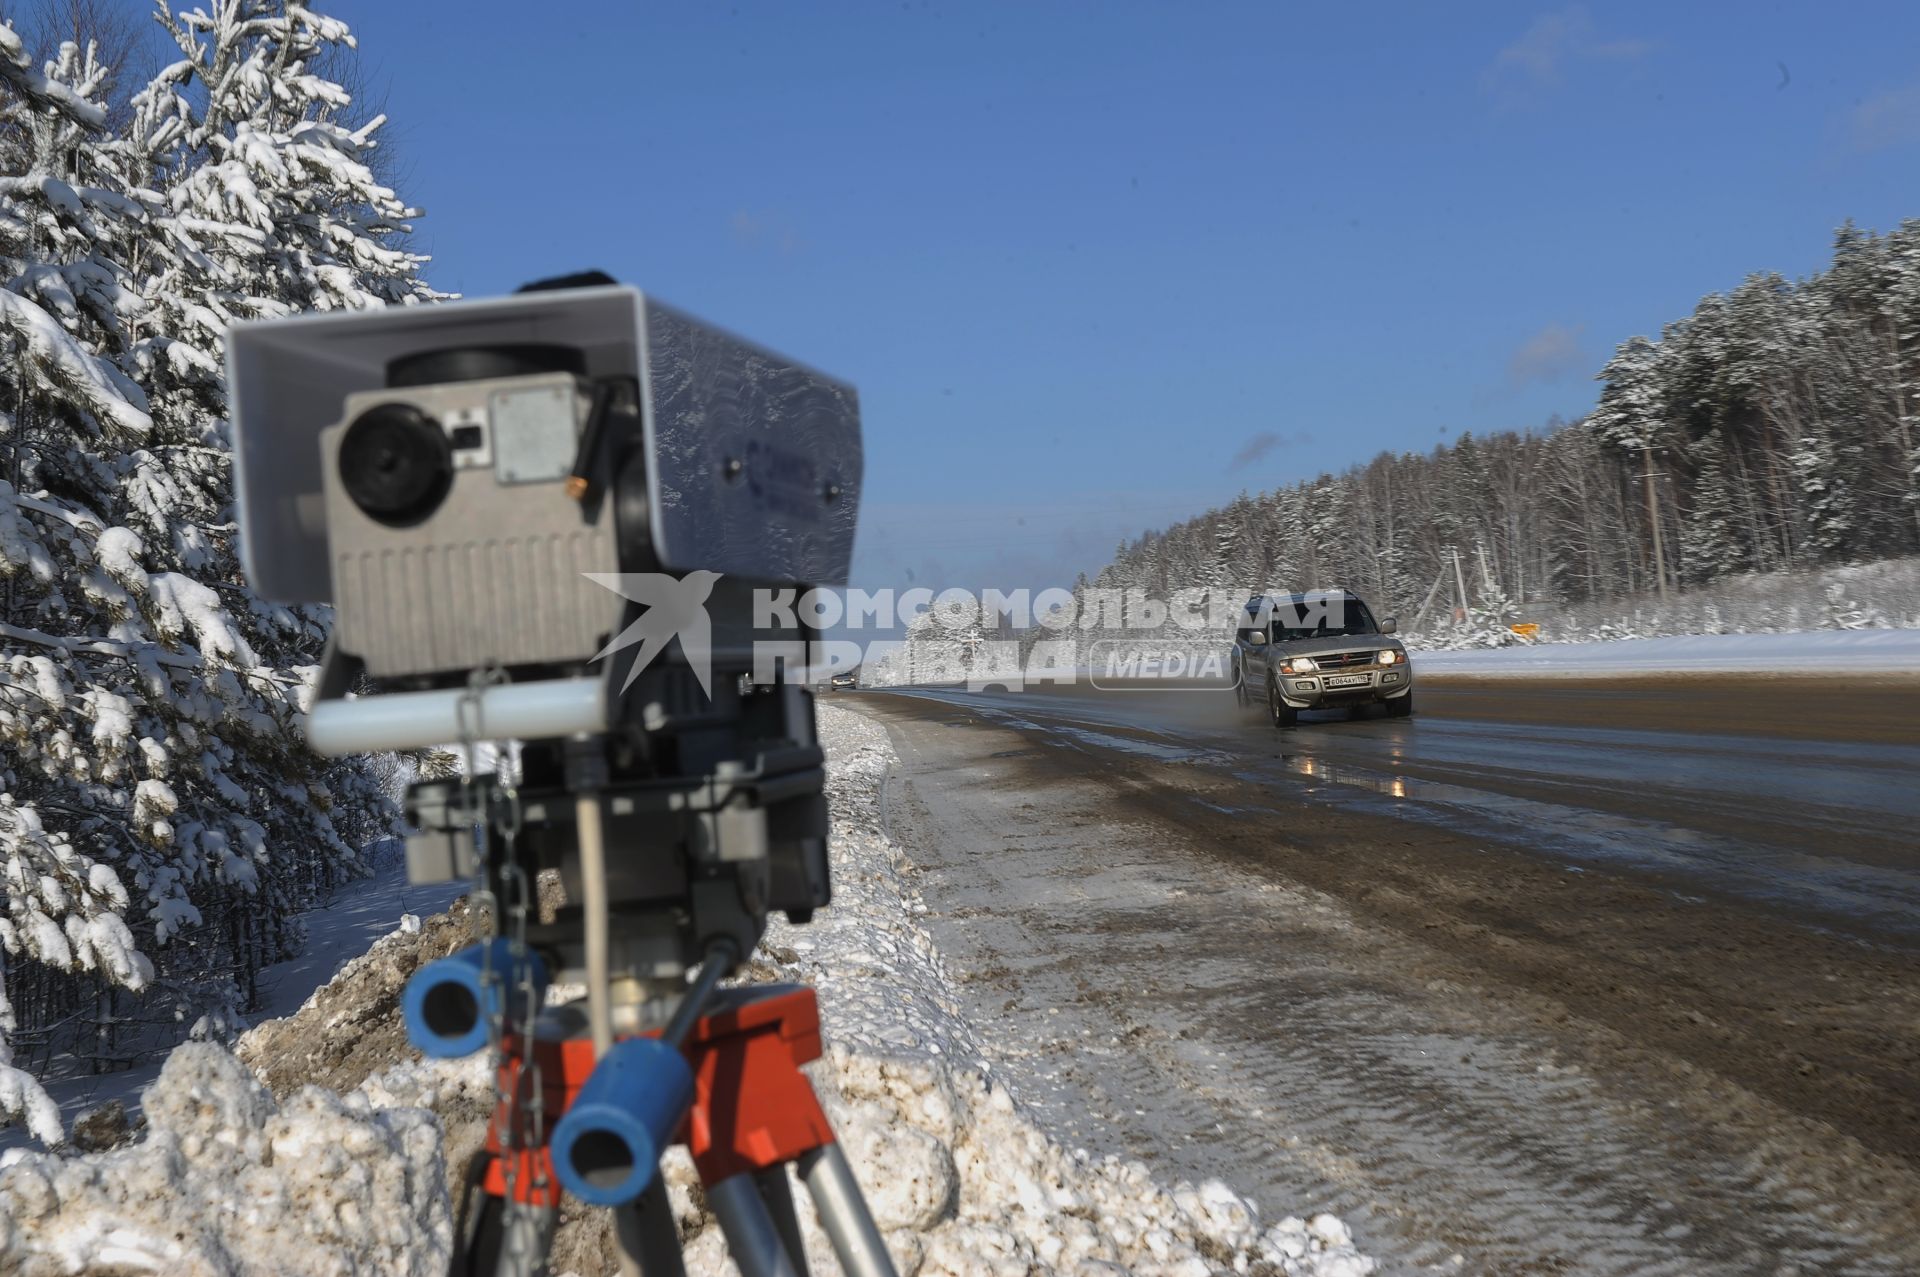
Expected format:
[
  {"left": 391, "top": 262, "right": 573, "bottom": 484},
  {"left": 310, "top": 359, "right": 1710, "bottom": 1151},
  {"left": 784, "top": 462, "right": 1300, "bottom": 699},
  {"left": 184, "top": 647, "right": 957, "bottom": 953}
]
[
  {"left": 1282, "top": 656, "right": 1318, "bottom": 675},
  {"left": 1378, "top": 650, "right": 1399, "bottom": 665}
]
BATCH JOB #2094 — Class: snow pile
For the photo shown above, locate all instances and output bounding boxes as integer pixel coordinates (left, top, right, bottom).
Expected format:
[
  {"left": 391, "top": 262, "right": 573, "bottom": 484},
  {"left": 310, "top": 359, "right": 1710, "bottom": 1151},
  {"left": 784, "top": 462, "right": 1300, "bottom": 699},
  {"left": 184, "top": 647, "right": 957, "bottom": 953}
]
[
  {"left": 0, "top": 1043, "right": 451, "bottom": 1276},
  {"left": 0, "top": 704, "right": 1373, "bottom": 1276}
]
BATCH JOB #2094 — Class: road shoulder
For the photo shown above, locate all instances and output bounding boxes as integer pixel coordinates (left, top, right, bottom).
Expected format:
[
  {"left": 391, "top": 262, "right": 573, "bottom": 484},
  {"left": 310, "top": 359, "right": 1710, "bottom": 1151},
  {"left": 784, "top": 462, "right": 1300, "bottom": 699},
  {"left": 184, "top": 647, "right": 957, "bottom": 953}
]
[{"left": 853, "top": 691, "right": 1920, "bottom": 1276}]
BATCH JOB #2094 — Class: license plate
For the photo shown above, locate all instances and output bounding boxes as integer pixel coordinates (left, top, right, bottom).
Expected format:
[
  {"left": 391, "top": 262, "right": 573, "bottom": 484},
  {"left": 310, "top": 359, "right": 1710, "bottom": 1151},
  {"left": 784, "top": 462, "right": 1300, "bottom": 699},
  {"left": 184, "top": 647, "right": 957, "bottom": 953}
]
[{"left": 1325, "top": 673, "right": 1371, "bottom": 688}]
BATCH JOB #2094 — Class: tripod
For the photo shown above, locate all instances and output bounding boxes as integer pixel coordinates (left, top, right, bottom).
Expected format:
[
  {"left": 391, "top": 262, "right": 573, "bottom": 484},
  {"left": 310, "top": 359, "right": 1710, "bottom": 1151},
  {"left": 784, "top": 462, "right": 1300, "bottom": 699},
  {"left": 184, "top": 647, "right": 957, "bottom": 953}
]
[
  {"left": 449, "top": 981, "right": 894, "bottom": 1277},
  {"left": 391, "top": 649, "right": 881, "bottom": 1276}
]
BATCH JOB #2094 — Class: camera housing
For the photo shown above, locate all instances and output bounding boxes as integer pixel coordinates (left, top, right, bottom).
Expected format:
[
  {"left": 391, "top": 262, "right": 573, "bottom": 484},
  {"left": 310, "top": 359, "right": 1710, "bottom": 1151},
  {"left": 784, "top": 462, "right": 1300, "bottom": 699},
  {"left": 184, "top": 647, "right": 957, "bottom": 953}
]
[{"left": 229, "top": 283, "right": 861, "bottom": 628}]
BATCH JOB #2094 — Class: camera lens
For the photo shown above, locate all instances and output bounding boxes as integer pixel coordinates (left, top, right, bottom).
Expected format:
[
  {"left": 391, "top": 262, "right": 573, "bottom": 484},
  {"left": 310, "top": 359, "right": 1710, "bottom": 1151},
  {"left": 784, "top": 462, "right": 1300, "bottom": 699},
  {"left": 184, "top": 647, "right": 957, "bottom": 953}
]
[{"left": 338, "top": 403, "right": 453, "bottom": 526}]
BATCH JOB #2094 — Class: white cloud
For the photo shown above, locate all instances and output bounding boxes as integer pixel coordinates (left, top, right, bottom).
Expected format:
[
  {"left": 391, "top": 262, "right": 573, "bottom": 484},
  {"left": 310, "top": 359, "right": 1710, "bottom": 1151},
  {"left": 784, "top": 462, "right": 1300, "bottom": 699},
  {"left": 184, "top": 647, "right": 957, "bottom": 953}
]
[
  {"left": 730, "top": 208, "right": 803, "bottom": 254},
  {"left": 1508, "top": 322, "right": 1586, "bottom": 386},
  {"left": 1852, "top": 83, "right": 1920, "bottom": 152},
  {"left": 1485, "top": 6, "right": 1653, "bottom": 95}
]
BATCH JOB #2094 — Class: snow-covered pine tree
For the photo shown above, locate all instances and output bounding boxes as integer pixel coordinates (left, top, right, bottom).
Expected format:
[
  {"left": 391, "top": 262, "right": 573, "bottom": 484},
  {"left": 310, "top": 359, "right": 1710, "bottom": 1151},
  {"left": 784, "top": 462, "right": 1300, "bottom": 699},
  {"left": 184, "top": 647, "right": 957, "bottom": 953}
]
[
  {"left": 895, "top": 608, "right": 969, "bottom": 684},
  {"left": 1789, "top": 428, "right": 1857, "bottom": 562},
  {"left": 131, "top": 0, "right": 437, "bottom": 320},
  {"left": 1679, "top": 429, "right": 1748, "bottom": 584},
  {"left": 0, "top": 2, "right": 436, "bottom": 1143},
  {"left": 1591, "top": 335, "right": 1666, "bottom": 454},
  {"left": 1, "top": 21, "right": 167, "bottom": 1146}
]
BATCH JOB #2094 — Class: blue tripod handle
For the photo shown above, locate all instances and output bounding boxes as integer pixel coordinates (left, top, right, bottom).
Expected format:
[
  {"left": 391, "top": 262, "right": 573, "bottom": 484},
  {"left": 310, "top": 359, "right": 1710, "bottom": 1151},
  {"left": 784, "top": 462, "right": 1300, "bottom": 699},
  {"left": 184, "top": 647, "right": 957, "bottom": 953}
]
[
  {"left": 550, "top": 1037, "right": 697, "bottom": 1206},
  {"left": 401, "top": 939, "right": 550, "bottom": 1059}
]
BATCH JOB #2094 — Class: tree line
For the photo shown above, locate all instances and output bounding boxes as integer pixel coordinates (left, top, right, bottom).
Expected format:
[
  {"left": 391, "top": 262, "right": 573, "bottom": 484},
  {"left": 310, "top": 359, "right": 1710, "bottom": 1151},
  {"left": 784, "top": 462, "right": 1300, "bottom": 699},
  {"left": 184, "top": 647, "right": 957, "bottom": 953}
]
[{"left": 1072, "top": 221, "right": 1920, "bottom": 634}]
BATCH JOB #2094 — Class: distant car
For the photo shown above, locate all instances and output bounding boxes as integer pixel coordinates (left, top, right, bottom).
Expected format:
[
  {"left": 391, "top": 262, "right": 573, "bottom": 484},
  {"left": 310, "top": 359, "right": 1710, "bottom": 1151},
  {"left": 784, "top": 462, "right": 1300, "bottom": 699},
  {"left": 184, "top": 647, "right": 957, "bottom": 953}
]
[
  {"left": 829, "top": 670, "right": 859, "bottom": 691},
  {"left": 1236, "top": 589, "right": 1412, "bottom": 727}
]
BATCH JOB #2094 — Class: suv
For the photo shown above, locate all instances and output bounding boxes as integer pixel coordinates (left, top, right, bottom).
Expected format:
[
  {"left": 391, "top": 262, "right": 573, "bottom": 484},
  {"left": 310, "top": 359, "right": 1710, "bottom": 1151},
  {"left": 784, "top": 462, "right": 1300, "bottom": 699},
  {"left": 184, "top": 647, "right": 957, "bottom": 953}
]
[{"left": 1234, "top": 590, "right": 1412, "bottom": 727}]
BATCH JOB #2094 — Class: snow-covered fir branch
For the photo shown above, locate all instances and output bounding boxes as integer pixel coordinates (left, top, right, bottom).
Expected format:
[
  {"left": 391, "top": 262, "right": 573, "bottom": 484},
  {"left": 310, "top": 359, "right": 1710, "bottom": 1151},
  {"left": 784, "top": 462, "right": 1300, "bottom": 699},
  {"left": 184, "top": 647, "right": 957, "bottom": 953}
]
[{"left": 0, "top": 0, "right": 440, "bottom": 1144}]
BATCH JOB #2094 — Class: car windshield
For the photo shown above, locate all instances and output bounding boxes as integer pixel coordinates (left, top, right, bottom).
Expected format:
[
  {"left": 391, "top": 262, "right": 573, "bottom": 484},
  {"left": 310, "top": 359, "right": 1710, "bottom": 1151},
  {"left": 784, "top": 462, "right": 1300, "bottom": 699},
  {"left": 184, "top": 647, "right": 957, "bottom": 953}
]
[{"left": 1268, "top": 598, "right": 1378, "bottom": 642}]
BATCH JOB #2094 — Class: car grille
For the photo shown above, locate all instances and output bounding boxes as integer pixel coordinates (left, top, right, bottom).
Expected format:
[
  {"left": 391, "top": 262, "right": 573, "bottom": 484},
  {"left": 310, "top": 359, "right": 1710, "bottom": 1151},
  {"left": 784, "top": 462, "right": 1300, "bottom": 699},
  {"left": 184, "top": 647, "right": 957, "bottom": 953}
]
[{"left": 1313, "top": 649, "right": 1376, "bottom": 670}]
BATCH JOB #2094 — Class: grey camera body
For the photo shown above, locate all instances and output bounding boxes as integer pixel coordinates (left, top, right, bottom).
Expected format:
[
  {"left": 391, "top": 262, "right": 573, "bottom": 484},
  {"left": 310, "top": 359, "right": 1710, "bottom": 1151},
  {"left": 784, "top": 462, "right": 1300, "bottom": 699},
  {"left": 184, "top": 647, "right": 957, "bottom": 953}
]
[
  {"left": 318, "top": 373, "right": 617, "bottom": 680},
  {"left": 229, "top": 285, "right": 861, "bottom": 622}
]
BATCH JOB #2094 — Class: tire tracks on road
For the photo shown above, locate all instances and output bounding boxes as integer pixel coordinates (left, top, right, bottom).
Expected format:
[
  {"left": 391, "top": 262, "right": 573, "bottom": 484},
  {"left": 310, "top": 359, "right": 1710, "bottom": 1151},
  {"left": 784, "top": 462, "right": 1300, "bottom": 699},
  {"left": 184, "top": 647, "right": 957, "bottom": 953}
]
[{"left": 862, "top": 693, "right": 1920, "bottom": 1276}]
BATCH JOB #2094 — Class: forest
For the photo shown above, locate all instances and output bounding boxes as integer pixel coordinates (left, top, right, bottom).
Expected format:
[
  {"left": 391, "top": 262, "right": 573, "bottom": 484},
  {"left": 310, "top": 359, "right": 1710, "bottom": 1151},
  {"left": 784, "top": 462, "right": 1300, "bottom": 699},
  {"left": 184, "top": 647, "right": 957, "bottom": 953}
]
[
  {"left": 1076, "top": 220, "right": 1920, "bottom": 633},
  {"left": 0, "top": 2, "right": 434, "bottom": 1139}
]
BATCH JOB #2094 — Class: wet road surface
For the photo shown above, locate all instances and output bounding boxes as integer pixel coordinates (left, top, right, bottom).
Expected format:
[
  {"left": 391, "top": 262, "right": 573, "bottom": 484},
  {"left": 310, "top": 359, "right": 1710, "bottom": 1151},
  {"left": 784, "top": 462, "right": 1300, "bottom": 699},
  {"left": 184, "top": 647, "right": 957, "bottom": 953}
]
[
  {"left": 881, "top": 678, "right": 1920, "bottom": 944},
  {"left": 852, "top": 676, "right": 1920, "bottom": 1276}
]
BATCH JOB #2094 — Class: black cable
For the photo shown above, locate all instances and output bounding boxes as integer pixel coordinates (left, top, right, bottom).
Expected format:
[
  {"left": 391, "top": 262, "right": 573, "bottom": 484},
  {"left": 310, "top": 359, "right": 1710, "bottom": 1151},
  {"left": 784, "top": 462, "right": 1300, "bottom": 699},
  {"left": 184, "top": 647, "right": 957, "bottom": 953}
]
[{"left": 660, "top": 939, "right": 739, "bottom": 1051}]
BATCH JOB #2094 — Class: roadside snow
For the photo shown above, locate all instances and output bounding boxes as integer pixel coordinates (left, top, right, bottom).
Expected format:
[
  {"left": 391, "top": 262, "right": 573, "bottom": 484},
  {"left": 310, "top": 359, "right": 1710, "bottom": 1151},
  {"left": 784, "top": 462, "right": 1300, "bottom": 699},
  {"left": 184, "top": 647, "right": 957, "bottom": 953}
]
[
  {"left": 0, "top": 850, "right": 460, "bottom": 1150},
  {"left": 1413, "top": 627, "right": 1920, "bottom": 677},
  {"left": 0, "top": 704, "right": 1374, "bottom": 1277},
  {"left": 733, "top": 705, "right": 1375, "bottom": 1277},
  {"left": 0, "top": 1044, "right": 450, "bottom": 1276}
]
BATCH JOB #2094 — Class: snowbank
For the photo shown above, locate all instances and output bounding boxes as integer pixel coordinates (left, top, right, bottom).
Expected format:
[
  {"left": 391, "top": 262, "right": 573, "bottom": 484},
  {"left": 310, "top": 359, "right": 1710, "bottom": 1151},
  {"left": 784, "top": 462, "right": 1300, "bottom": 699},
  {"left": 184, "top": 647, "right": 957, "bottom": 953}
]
[
  {"left": 1412, "top": 627, "right": 1920, "bottom": 677},
  {"left": 0, "top": 1043, "right": 450, "bottom": 1276},
  {"left": 0, "top": 705, "right": 1374, "bottom": 1277},
  {"left": 739, "top": 705, "right": 1375, "bottom": 1277}
]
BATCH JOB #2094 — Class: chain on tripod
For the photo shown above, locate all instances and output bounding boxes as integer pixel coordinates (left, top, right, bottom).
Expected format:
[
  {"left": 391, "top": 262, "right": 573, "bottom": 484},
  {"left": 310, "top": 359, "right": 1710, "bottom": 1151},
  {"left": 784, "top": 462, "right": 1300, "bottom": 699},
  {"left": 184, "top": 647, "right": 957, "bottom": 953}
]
[{"left": 449, "top": 668, "right": 551, "bottom": 1264}]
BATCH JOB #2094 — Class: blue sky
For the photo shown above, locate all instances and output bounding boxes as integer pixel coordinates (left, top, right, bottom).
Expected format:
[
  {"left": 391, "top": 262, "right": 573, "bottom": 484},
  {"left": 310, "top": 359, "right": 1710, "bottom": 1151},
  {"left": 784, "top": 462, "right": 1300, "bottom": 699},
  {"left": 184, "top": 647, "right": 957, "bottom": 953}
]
[{"left": 322, "top": 1, "right": 1920, "bottom": 594}]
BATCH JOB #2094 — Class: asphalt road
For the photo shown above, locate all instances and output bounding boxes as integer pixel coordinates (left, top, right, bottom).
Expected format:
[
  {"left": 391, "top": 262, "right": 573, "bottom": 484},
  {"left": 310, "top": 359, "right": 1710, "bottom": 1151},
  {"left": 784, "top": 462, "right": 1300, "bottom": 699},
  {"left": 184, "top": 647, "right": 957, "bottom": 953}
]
[{"left": 850, "top": 675, "right": 1920, "bottom": 1275}]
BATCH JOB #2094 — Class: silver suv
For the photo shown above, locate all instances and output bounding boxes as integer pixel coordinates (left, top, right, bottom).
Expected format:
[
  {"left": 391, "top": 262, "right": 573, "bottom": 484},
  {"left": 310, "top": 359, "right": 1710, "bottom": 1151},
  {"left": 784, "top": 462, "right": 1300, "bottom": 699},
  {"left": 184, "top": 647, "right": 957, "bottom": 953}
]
[{"left": 1233, "top": 590, "right": 1412, "bottom": 727}]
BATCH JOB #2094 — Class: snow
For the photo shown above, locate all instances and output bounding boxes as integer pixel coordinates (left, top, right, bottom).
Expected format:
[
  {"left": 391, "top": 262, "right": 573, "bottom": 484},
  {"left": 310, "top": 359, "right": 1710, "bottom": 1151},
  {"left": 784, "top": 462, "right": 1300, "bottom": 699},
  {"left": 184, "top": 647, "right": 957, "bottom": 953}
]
[
  {"left": 0, "top": 853, "right": 460, "bottom": 1152},
  {"left": 0, "top": 290, "right": 151, "bottom": 437},
  {"left": 0, "top": 1044, "right": 450, "bottom": 1276},
  {"left": 1413, "top": 627, "right": 1920, "bottom": 677},
  {"left": 0, "top": 708, "right": 1374, "bottom": 1276},
  {"left": 0, "top": 1066, "right": 61, "bottom": 1148},
  {"left": 0, "top": 24, "right": 106, "bottom": 130},
  {"left": 92, "top": 525, "right": 146, "bottom": 586},
  {"left": 146, "top": 571, "right": 258, "bottom": 666}
]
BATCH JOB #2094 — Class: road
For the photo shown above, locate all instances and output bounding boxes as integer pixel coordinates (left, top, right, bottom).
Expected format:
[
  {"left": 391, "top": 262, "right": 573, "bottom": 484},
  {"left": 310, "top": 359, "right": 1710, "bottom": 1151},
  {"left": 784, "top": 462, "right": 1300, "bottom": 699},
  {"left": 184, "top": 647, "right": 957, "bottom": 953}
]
[{"left": 850, "top": 675, "right": 1920, "bottom": 1276}]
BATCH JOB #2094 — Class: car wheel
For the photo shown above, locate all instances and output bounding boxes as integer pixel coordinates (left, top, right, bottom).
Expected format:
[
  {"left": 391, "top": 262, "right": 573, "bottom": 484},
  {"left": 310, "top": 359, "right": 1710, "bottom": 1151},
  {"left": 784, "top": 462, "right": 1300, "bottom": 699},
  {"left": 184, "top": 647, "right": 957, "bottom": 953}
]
[
  {"left": 1267, "top": 678, "right": 1298, "bottom": 729},
  {"left": 1385, "top": 692, "right": 1413, "bottom": 719}
]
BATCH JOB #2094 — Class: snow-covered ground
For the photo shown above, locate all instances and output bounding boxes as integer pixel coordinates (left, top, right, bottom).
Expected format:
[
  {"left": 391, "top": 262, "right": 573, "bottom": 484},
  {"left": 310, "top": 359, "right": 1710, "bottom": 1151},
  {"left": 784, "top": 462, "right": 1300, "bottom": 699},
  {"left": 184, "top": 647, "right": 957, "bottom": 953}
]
[
  {"left": 0, "top": 848, "right": 461, "bottom": 1152},
  {"left": 1412, "top": 628, "right": 1920, "bottom": 677},
  {"left": 0, "top": 705, "right": 1374, "bottom": 1276}
]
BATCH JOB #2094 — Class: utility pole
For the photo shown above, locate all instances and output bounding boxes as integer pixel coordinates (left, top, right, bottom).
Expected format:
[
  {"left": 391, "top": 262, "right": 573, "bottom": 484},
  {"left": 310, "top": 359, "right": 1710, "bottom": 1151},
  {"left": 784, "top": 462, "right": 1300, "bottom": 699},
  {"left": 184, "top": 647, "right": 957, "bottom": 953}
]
[
  {"left": 1640, "top": 442, "right": 1670, "bottom": 603},
  {"left": 1447, "top": 544, "right": 1471, "bottom": 620},
  {"left": 1410, "top": 560, "right": 1450, "bottom": 634}
]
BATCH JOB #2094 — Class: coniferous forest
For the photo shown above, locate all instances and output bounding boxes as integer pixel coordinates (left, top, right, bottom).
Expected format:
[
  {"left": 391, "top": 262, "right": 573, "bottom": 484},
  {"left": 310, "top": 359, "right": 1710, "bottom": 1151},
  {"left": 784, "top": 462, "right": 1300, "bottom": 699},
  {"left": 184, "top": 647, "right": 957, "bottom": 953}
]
[
  {"left": 1076, "top": 222, "right": 1920, "bottom": 631},
  {"left": 0, "top": 3, "right": 435, "bottom": 1138}
]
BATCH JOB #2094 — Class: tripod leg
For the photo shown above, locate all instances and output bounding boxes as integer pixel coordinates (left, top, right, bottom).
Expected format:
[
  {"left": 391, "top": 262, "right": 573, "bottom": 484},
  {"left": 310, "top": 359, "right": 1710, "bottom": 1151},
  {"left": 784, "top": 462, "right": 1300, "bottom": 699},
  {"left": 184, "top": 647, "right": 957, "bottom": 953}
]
[
  {"left": 797, "top": 1144, "right": 896, "bottom": 1277},
  {"left": 708, "top": 1173, "right": 802, "bottom": 1277},
  {"left": 614, "top": 1179, "right": 687, "bottom": 1277},
  {"left": 492, "top": 1201, "right": 557, "bottom": 1277},
  {"left": 756, "top": 1166, "right": 809, "bottom": 1277}
]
